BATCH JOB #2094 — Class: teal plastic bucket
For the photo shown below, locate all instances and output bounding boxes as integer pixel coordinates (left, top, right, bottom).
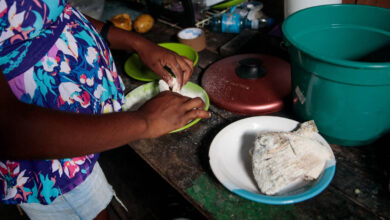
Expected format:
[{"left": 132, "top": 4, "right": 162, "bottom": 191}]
[{"left": 282, "top": 4, "right": 390, "bottom": 146}]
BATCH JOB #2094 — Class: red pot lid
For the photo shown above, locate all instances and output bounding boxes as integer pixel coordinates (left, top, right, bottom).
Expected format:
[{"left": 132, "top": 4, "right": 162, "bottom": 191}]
[{"left": 201, "top": 54, "right": 291, "bottom": 115}]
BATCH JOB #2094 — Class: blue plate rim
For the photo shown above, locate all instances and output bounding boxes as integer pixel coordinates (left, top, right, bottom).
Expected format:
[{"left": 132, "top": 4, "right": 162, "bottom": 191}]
[{"left": 228, "top": 166, "right": 336, "bottom": 205}]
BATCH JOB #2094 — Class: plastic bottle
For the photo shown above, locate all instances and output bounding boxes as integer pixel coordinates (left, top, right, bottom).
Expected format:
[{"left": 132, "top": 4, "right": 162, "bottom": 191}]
[
  {"left": 209, "top": 4, "right": 274, "bottom": 33},
  {"left": 209, "top": 13, "right": 273, "bottom": 33}
]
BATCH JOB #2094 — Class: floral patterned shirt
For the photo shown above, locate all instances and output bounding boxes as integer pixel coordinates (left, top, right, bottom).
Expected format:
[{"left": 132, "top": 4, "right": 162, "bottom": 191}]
[{"left": 0, "top": 0, "right": 125, "bottom": 204}]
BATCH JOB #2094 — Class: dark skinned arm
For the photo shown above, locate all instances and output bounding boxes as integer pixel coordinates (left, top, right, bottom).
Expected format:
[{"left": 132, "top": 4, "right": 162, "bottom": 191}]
[
  {"left": 85, "top": 15, "right": 193, "bottom": 90},
  {"left": 0, "top": 73, "right": 210, "bottom": 160}
]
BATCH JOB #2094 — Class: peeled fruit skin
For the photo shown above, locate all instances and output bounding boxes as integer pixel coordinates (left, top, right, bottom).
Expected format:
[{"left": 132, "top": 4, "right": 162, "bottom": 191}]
[
  {"left": 110, "top": 13, "right": 132, "bottom": 31},
  {"left": 133, "top": 14, "right": 154, "bottom": 34}
]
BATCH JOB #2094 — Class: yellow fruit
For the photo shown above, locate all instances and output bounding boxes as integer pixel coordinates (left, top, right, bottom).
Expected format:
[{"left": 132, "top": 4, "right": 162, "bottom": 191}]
[
  {"left": 110, "top": 13, "right": 132, "bottom": 31},
  {"left": 133, "top": 14, "right": 154, "bottom": 34}
]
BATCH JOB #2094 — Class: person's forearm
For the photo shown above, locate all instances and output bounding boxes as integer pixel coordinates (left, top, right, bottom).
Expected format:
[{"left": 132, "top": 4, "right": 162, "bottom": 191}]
[
  {"left": 0, "top": 99, "right": 148, "bottom": 160},
  {"left": 85, "top": 15, "right": 194, "bottom": 88},
  {"left": 107, "top": 27, "right": 153, "bottom": 52}
]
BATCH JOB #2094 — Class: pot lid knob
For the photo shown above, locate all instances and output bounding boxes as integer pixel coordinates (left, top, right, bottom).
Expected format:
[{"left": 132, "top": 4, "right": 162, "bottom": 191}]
[{"left": 235, "top": 58, "right": 266, "bottom": 79}]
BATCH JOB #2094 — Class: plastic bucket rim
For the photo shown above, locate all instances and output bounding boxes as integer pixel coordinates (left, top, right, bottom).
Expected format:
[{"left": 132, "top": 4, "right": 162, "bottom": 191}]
[{"left": 282, "top": 4, "right": 390, "bottom": 69}]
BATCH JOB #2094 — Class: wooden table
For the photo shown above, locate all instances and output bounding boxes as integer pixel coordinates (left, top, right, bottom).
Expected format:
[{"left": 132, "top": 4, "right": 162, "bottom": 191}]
[{"left": 114, "top": 21, "right": 390, "bottom": 220}]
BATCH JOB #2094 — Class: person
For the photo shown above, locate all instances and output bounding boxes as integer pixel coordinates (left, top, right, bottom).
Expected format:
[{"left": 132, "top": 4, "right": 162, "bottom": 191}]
[{"left": 0, "top": 0, "right": 210, "bottom": 219}]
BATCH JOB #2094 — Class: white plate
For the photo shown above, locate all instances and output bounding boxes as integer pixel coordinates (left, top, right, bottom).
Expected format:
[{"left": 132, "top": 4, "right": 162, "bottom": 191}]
[{"left": 208, "top": 116, "right": 336, "bottom": 204}]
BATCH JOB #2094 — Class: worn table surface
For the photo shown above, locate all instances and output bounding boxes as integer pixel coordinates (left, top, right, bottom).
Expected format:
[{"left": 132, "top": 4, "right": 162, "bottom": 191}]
[{"left": 113, "top": 21, "right": 390, "bottom": 220}]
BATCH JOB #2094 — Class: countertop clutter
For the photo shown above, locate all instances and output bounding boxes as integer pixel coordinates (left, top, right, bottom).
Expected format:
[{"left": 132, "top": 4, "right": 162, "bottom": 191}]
[
  {"left": 102, "top": 0, "right": 390, "bottom": 218},
  {"left": 113, "top": 17, "right": 390, "bottom": 219},
  {"left": 2, "top": 0, "right": 388, "bottom": 219}
]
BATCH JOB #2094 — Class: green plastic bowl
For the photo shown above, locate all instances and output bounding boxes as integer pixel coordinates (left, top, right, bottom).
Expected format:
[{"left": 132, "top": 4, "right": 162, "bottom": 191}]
[
  {"left": 122, "top": 81, "right": 209, "bottom": 133},
  {"left": 282, "top": 4, "right": 390, "bottom": 146},
  {"left": 124, "top": 42, "right": 199, "bottom": 81},
  {"left": 160, "top": 42, "right": 199, "bottom": 66}
]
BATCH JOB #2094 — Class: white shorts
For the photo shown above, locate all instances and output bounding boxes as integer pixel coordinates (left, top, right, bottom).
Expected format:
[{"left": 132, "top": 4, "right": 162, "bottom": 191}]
[{"left": 20, "top": 162, "right": 114, "bottom": 220}]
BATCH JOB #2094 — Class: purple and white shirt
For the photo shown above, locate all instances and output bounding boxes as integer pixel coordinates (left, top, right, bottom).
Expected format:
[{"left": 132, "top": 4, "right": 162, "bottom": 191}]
[{"left": 0, "top": 0, "right": 125, "bottom": 205}]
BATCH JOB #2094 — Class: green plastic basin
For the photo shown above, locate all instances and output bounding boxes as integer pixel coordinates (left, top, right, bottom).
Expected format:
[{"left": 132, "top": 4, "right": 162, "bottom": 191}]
[{"left": 282, "top": 4, "right": 390, "bottom": 146}]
